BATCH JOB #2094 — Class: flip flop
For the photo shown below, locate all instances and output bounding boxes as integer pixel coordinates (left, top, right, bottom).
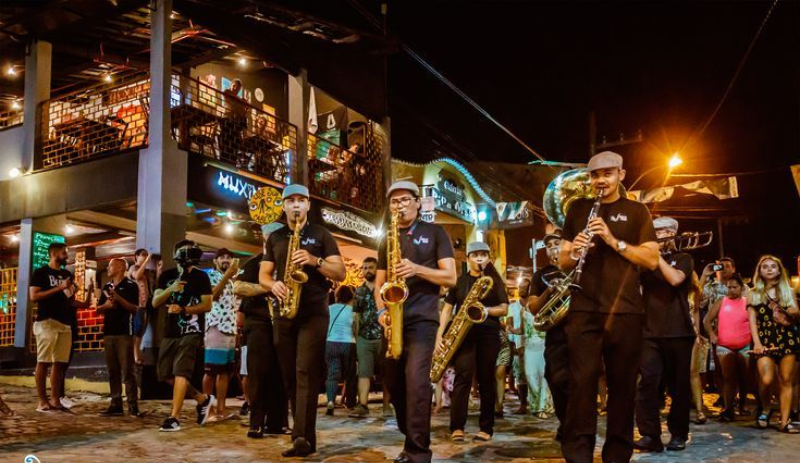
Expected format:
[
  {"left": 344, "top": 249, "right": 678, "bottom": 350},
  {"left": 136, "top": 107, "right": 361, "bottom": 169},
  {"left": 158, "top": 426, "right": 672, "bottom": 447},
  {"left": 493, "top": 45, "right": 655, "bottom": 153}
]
[
  {"left": 36, "top": 405, "right": 55, "bottom": 413},
  {"left": 781, "top": 423, "right": 800, "bottom": 434},
  {"left": 472, "top": 432, "right": 492, "bottom": 442}
]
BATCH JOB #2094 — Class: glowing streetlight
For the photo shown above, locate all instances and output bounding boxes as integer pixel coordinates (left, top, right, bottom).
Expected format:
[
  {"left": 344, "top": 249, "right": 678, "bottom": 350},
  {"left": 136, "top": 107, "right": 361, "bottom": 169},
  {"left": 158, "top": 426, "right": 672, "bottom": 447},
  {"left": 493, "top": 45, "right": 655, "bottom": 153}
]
[
  {"left": 668, "top": 154, "right": 683, "bottom": 169},
  {"left": 8, "top": 167, "right": 22, "bottom": 178},
  {"left": 6, "top": 66, "right": 16, "bottom": 77}
]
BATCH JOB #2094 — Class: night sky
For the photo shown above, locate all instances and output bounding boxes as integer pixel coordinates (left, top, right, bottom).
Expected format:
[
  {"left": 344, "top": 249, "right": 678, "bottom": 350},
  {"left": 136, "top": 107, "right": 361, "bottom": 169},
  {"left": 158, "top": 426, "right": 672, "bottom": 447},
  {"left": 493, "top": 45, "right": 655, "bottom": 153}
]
[{"left": 380, "top": 0, "right": 800, "bottom": 274}]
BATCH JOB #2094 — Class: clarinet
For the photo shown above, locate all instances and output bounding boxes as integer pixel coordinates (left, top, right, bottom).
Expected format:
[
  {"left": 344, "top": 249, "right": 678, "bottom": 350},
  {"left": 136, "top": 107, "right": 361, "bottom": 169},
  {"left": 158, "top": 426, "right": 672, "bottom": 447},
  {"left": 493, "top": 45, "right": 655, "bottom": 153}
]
[{"left": 574, "top": 188, "right": 604, "bottom": 286}]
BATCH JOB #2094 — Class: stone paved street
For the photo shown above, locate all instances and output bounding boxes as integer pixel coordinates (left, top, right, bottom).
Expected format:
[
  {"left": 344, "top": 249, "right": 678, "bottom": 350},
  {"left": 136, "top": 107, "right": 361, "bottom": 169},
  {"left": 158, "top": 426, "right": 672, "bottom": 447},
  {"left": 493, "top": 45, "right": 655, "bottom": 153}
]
[{"left": 0, "top": 384, "right": 797, "bottom": 463}]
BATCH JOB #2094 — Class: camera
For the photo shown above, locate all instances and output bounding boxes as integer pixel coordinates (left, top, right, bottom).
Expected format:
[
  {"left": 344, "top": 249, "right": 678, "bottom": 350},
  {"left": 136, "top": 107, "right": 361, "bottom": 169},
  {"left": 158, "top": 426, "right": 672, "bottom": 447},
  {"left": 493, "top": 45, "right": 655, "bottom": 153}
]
[{"left": 174, "top": 246, "right": 204, "bottom": 266}]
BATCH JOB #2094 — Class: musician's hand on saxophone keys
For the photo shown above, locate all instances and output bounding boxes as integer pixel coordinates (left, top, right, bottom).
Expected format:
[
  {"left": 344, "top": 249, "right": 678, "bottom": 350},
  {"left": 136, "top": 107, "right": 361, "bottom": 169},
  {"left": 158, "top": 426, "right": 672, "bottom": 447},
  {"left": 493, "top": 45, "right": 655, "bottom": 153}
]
[
  {"left": 291, "top": 249, "right": 316, "bottom": 267},
  {"left": 271, "top": 281, "right": 289, "bottom": 301},
  {"left": 378, "top": 310, "right": 391, "bottom": 329},
  {"left": 395, "top": 259, "right": 419, "bottom": 279}
]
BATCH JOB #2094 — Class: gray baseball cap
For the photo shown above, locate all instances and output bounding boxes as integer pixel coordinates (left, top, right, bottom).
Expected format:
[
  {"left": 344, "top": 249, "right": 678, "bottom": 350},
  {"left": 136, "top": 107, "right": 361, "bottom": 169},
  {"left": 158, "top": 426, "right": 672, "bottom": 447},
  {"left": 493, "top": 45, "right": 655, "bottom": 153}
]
[
  {"left": 386, "top": 180, "right": 420, "bottom": 198},
  {"left": 466, "top": 241, "right": 491, "bottom": 255},
  {"left": 653, "top": 216, "right": 679, "bottom": 233},
  {"left": 587, "top": 151, "right": 624, "bottom": 172}
]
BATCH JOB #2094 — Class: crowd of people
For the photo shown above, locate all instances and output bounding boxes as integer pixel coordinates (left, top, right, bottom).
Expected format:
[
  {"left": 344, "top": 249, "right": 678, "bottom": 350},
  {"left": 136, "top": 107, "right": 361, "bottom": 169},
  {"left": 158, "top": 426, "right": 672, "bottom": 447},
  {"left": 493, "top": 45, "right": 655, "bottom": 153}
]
[{"left": 16, "top": 154, "right": 800, "bottom": 463}]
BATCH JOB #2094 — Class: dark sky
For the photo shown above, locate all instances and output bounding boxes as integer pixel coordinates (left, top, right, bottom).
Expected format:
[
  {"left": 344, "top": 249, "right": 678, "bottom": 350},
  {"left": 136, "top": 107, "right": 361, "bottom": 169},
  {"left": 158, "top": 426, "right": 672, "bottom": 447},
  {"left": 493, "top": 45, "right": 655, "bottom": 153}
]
[{"left": 378, "top": 0, "right": 799, "bottom": 273}]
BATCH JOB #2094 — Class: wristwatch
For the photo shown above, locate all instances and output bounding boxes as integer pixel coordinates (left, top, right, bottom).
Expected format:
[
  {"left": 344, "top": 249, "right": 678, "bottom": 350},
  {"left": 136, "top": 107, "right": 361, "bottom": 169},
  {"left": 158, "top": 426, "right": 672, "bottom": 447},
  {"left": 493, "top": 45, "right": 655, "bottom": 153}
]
[
  {"left": 316, "top": 257, "right": 325, "bottom": 268},
  {"left": 616, "top": 240, "right": 628, "bottom": 253}
]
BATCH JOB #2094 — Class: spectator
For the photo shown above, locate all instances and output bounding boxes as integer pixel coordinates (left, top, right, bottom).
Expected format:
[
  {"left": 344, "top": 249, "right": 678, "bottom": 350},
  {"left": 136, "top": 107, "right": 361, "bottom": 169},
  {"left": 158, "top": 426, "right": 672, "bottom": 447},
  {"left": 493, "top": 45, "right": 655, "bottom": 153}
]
[
  {"left": 97, "top": 258, "right": 140, "bottom": 417},
  {"left": 704, "top": 273, "right": 750, "bottom": 422},
  {"left": 29, "top": 242, "right": 78, "bottom": 412},
  {"left": 128, "top": 249, "right": 162, "bottom": 366},
  {"left": 203, "top": 248, "right": 240, "bottom": 420},
  {"left": 748, "top": 255, "right": 800, "bottom": 433},
  {"left": 325, "top": 285, "right": 357, "bottom": 416},
  {"left": 688, "top": 271, "right": 709, "bottom": 424},
  {"left": 221, "top": 79, "right": 248, "bottom": 159},
  {"left": 349, "top": 257, "right": 388, "bottom": 418},
  {"left": 506, "top": 280, "right": 530, "bottom": 416},
  {"left": 152, "top": 240, "right": 215, "bottom": 432}
]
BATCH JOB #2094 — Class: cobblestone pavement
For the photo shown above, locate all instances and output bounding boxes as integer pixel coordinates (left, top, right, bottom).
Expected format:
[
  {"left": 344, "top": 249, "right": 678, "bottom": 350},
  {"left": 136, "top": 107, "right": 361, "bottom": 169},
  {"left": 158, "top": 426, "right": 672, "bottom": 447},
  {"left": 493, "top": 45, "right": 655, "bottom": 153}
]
[{"left": 0, "top": 384, "right": 797, "bottom": 463}]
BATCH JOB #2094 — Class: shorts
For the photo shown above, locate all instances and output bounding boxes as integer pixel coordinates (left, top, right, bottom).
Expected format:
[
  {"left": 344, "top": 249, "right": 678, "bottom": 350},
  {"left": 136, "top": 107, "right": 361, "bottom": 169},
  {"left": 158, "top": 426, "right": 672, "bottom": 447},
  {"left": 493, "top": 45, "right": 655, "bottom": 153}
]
[
  {"left": 239, "top": 345, "right": 248, "bottom": 376},
  {"left": 133, "top": 307, "right": 149, "bottom": 337},
  {"left": 33, "top": 319, "right": 72, "bottom": 364},
  {"left": 157, "top": 335, "right": 203, "bottom": 381},
  {"left": 204, "top": 326, "right": 236, "bottom": 372},
  {"left": 716, "top": 344, "right": 751, "bottom": 357},
  {"left": 356, "top": 336, "right": 382, "bottom": 378}
]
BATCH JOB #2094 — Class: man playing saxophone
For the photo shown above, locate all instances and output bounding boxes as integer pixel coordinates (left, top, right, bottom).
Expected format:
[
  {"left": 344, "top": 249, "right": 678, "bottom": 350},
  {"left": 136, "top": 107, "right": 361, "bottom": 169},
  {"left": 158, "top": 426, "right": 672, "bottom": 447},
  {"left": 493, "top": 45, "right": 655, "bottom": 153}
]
[
  {"left": 258, "top": 184, "right": 346, "bottom": 458},
  {"left": 375, "top": 180, "right": 457, "bottom": 463},
  {"left": 435, "top": 242, "right": 508, "bottom": 443},
  {"left": 557, "top": 152, "right": 659, "bottom": 463}
]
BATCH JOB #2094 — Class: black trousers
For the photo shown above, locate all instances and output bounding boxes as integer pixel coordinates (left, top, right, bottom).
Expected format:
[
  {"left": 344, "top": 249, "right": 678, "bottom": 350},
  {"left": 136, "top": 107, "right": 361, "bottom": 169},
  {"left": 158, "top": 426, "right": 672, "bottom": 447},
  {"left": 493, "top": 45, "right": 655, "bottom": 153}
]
[
  {"left": 384, "top": 320, "right": 438, "bottom": 463},
  {"left": 274, "top": 313, "right": 328, "bottom": 450},
  {"left": 344, "top": 343, "right": 358, "bottom": 408},
  {"left": 244, "top": 317, "right": 287, "bottom": 431},
  {"left": 450, "top": 327, "right": 500, "bottom": 434},
  {"left": 544, "top": 327, "right": 569, "bottom": 433},
  {"left": 562, "top": 312, "right": 643, "bottom": 463},
  {"left": 635, "top": 337, "right": 694, "bottom": 440}
]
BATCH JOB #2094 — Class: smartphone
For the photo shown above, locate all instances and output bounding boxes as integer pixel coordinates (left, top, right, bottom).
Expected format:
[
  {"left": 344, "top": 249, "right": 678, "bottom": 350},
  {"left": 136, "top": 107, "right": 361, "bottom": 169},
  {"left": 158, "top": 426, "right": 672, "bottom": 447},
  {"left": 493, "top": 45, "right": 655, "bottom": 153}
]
[
  {"left": 712, "top": 263, "right": 723, "bottom": 272},
  {"left": 151, "top": 254, "right": 162, "bottom": 261}
]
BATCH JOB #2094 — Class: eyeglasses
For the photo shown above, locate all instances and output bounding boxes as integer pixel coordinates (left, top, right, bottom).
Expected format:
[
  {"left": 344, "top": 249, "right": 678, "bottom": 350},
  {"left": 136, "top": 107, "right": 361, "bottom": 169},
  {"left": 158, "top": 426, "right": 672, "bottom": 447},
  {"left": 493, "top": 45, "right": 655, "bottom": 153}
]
[{"left": 390, "top": 196, "right": 415, "bottom": 207}]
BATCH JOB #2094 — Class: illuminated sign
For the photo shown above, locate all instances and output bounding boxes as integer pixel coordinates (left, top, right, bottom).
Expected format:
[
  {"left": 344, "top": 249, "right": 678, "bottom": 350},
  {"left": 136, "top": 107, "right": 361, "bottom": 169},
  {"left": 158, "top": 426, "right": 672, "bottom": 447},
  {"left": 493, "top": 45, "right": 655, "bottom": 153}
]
[
  {"left": 321, "top": 207, "right": 378, "bottom": 238},
  {"left": 32, "top": 232, "right": 66, "bottom": 271},
  {"left": 217, "top": 171, "right": 259, "bottom": 200}
]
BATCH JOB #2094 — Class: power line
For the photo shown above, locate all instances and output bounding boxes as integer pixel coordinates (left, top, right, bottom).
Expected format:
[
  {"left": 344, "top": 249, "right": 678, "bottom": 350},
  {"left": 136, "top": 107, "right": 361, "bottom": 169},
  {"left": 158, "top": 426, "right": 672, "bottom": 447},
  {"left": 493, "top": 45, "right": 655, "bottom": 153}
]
[
  {"left": 683, "top": 0, "right": 780, "bottom": 149},
  {"left": 346, "top": 0, "right": 549, "bottom": 163}
]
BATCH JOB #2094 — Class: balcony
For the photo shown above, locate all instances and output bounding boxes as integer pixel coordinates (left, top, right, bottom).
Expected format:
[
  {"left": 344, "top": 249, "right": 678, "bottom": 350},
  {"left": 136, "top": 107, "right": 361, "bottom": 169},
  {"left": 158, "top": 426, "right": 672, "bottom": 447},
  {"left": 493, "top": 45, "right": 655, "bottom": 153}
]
[
  {"left": 34, "top": 73, "right": 383, "bottom": 212},
  {"left": 0, "top": 109, "right": 23, "bottom": 130}
]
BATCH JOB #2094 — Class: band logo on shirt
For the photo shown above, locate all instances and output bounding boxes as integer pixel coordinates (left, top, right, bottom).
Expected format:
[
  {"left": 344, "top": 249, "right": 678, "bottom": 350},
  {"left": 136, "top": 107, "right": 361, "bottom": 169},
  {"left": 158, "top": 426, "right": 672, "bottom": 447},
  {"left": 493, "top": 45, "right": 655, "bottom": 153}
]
[
  {"left": 609, "top": 213, "right": 628, "bottom": 222},
  {"left": 413, "top": 236, "right": 430, "bottom": 245},
  {"left": 301, "top": 237, "right": 317, "bottom": 246}
]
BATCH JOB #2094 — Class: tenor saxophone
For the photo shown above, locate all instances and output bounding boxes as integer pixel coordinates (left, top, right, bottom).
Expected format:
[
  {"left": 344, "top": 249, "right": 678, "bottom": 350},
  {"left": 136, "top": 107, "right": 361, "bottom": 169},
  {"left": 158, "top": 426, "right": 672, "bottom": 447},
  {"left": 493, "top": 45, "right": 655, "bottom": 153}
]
[
  {"left": 380, "top": 210, "right": 408, "bottom": 359},
  {"left": 278, "top": 212, "right": 309, "bottom": 319},
  {"left": 430, "top": 273, "right": 493, "bottom": 382}
]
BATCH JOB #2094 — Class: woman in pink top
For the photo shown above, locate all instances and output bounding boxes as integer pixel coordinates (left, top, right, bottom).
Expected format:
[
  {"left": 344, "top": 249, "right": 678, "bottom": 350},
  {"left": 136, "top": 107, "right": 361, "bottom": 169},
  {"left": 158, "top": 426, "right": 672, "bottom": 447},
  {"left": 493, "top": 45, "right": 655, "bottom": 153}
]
[{"left": 703, "top": 274, "right": 750, "bottom": 422}]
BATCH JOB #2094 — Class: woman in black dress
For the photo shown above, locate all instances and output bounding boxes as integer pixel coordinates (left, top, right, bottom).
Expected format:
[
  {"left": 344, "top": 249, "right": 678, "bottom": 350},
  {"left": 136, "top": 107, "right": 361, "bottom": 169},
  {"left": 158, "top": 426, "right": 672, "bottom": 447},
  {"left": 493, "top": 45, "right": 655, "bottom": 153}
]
[{"left": 748, "top": 255, "right": 800, "bottom": 433}]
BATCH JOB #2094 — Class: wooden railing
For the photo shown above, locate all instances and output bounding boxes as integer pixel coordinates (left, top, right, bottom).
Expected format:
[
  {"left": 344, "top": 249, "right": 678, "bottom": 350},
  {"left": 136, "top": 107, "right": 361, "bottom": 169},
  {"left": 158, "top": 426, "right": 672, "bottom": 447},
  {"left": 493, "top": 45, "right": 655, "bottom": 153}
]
[{"left": 0, "top": 268, "right": 17, "bottom": 348}]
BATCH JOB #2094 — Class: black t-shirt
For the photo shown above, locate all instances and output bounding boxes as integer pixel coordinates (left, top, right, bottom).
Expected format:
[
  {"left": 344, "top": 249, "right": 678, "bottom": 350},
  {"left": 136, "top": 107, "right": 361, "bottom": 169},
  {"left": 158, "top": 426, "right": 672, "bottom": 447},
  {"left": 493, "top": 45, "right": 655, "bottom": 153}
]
[
  {"left": 562, "top": 196, "right": 657, "bottom": 314},
  {"left": 262, "top": 223, "right": 341, "bottom": 316},
  {"left": 31, "top": 266, "right": 74, "bottom": 326},
  {"left": 157, "top": 267, "right": 213, "bottom": 338},
  {"left": 377, "top": 220, "right": 455, "bottom": 325},
  {"left": 99, "top": 277, "right": 139, "bottom": 336},
  {"left": 642, "top": 252, "right": 696, "bottom": 338},
  {"left": 444, "top": 270, "right": 509, "bottom": 331},
  {"left": 239, "top": 253, "right": 272, "bottom": 322}
]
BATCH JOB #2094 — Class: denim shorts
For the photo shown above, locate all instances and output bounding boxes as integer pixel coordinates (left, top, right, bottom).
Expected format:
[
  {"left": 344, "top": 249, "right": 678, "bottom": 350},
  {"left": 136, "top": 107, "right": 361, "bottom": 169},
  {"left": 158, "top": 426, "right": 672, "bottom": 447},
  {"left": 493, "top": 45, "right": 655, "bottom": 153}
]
[{"left": 716, "top": 344, "right": 750, "bottom": 356}]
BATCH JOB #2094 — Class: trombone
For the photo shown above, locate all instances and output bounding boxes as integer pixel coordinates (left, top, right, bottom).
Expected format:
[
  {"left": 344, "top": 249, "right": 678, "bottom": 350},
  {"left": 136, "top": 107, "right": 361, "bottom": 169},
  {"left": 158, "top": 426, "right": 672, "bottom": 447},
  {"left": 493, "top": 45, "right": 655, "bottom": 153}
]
[{"left": 657, "top": 231, "right": 713, "bottom": 253}]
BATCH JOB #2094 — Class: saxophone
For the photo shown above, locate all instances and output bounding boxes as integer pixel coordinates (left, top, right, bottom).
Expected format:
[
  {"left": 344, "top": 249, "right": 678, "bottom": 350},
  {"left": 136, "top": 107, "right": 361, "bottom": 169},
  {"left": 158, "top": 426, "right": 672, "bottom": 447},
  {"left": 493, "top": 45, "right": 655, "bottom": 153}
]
[
  {"left": 278, "top": 212, "right": 309, "bottom": 319},
  {"left": 380, "top": 210, "right": 408, "bottom": 359},
  {"left": 430, "top": 272, "right": 494, "bottom": 382}
]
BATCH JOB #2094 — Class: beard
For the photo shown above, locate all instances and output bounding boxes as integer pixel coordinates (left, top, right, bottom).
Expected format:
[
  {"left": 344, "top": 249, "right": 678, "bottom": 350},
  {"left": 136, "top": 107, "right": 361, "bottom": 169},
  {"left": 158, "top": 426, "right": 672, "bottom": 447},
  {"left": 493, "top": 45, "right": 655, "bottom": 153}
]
[
  {"left": 364, "top": 272, "right": 376, "bottom": 282},
  {"left": 220, "top": 262, "right": 230, "bottom": 272},
  {"left": 57, "top": 257, "right": 68, "bottom": 266}
]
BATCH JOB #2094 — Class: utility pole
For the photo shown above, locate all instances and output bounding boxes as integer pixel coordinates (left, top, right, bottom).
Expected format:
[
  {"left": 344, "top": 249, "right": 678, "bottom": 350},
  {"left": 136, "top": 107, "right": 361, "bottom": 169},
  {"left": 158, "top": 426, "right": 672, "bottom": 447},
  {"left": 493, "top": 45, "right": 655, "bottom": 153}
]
[{"left": 589, "top": 110, "right": 644, "bottom": 154}]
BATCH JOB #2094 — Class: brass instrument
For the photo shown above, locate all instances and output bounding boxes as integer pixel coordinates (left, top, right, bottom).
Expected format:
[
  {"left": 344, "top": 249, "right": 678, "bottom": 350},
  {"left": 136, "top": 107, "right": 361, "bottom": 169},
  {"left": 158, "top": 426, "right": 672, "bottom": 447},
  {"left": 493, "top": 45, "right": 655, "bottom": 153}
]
[
  {"left": 278, "top": 212, "right": 309, "bottom": 319},
  {"left": 380, "top": 210, "right": 409, "bottom": 359},
  {"left": 535, "top": 169, "right": 608, "bottom": 331},
  {"left": 430, "top": 273, "right": 493, "bottom": 382},
  {"left": 658, "top": 231, "right": 713, "bottom": 253}
]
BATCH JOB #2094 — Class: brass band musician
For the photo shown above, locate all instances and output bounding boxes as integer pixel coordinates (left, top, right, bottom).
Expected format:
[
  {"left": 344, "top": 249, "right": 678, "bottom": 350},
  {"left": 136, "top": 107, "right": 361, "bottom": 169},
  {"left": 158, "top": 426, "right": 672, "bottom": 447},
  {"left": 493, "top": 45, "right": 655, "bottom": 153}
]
[
  {"left": 436, "top": 242, "right": 508, "bottom": 443},
  {"left": 375, "top": 180, "right": 456, "bottom": 463}
]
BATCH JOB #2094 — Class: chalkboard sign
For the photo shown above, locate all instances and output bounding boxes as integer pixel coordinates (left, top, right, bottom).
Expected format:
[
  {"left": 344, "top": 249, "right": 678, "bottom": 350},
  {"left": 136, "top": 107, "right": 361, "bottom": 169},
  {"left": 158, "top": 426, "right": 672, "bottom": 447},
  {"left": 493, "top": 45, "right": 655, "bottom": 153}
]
[{"left": 32, "top": 232, "right": 66, "bottom": 271}]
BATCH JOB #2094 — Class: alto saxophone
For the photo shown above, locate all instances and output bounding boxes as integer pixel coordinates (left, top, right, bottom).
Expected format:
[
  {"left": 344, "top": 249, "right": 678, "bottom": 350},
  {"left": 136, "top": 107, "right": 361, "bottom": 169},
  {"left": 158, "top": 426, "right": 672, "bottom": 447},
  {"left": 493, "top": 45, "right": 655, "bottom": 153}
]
[
  {"left": 533, "top": 188, "right": 604, "bottom": 331},
  {"left": 278, "top": 212, "right": 309, "bottom": 319},
  {"left": 380, "top": 210, "right": 408, "bottom": 359},
  {"left": 430, "top": 272, "right": 493, "bottom": 382}
]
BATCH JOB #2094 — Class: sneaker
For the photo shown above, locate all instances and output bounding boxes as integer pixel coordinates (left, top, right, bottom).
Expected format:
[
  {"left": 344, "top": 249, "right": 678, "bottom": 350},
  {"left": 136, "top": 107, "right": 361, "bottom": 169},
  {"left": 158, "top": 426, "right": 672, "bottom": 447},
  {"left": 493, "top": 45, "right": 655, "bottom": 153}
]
[
  {"left": 99, "top": 405, "right": 124, "bottom": 417},
  {"left": 382, "top": 404, "right": 394, "bottom": 417},
  {"left": 348, "top": 403, "right": 369, "bottom": 418},
  {"left": 128, "top": 404, "right": 141, "bottom": 418},
  {"left": 60, "top": 397, "right": 77, "bottom": 409},
  {"left": 196, "top": 395, "right": 216, "bottom": 426},
  {"left": 159, "top": 417, "right": 181, "bottom": 432},
  {"left": 326, "top": 402, "right": 334, "bottom": 416},
  {"left": 239, "top": 402, "right": 250, "bottom": 417},
  {"left": 247, "top": 425, "right": 264, "bottom": 439}
]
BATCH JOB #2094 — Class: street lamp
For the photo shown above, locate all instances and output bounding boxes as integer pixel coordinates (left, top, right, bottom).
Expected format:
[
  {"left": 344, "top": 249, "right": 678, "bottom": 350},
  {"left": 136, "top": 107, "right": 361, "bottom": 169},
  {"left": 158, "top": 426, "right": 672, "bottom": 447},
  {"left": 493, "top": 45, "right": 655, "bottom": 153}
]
[{"left": 629, "top": 154, "right": 683, "bottom": 190}]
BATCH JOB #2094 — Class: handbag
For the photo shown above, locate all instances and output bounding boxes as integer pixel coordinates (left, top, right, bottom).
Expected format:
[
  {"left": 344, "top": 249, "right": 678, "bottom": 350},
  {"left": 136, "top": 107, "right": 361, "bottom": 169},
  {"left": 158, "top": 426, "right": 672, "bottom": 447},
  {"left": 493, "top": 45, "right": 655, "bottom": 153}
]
[{"left": 768, "top": 297, "right": 794, "bottom": 328}]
